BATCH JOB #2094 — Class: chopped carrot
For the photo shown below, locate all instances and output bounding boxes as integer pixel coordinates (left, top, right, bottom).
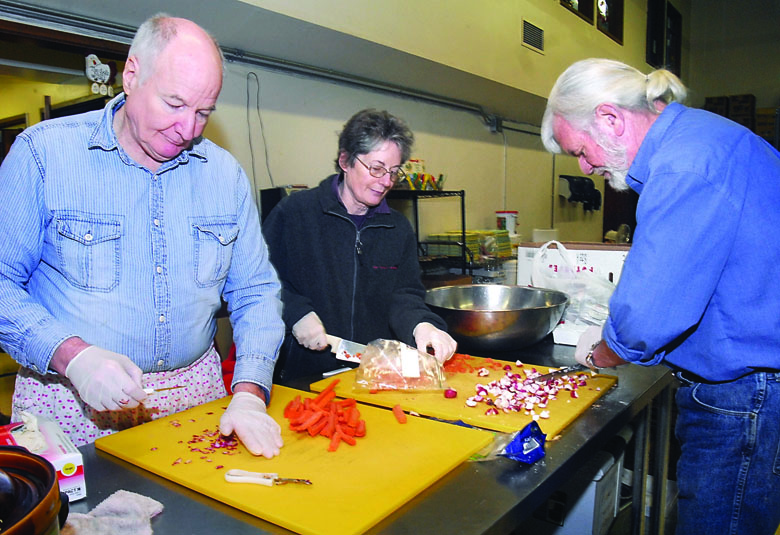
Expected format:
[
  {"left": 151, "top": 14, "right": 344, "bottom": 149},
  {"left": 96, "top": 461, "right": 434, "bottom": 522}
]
[
  {"left": 328, "top": 430, "right": 342, "bottom": 452},
  {"left": 346, "top": 407, "right": 360, "bottom": 428},
  {"left": 312, "top": 379, "right": 340, "bottom": 406},
  {"left": 392, "top": 404, "right": 407, "bottom": 424},
  {"left": 290, "top": 409, "right": 325, "bottom": 432},
  {"left": 339, "top": 431, "right": 356, "bottom": 446},
  {"left": 283, "top": 385, "right": 367, "bottom": 451},
  {"left": 308, "top": 416, "right": 328, "bottom": 437},
  {"left": 283, "top": 395, "right": 302, "bottom": 418},
  {"left": 354, "top": 419, "right": 366, "bottom": 437},
  {"left": 313, "top": 389, "right": 337, "bottom": 410}
]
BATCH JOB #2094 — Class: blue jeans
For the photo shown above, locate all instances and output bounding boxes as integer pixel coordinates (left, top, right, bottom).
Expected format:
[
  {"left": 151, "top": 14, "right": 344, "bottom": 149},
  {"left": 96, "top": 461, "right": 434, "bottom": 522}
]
[{"left": 675, "top": 372, "right": 780, "bottom": 535}]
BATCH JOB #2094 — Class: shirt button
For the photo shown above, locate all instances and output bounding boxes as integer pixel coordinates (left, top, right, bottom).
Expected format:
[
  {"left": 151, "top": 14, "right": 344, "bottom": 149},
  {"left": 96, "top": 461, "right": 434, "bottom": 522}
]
[
  {"left": 84, "top": 233, "right": 93, "bottom": 241},
  {"left": 153, "top": 219, "right": 160, "bottom": 227},
  {"left": 156, "top": 266, "right": 163, "bottom": 274},
  {"left": 158, "top": 314, "right": 165, "bottom": 323},
  {"left": 218, "top": 235, "right": 225, "bottom": 244},
  {"left": 157, "top": 359, "right": 164, "bottom": 367}
]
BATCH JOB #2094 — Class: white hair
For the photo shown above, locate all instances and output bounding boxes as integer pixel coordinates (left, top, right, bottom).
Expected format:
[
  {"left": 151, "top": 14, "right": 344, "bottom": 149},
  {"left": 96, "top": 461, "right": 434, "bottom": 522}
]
[{"left": 541, "top": 58, "right": 688, "bottom": 153}]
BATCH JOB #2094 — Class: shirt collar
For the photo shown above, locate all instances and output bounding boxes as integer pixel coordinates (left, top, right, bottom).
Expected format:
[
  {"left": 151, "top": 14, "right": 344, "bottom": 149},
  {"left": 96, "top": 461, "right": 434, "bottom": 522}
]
[
  {"left": 626, "top": 102, "right": 686, "bottom": 193},
  {"left": 87, "top": 92, "right": 208, "bottom": 169}
]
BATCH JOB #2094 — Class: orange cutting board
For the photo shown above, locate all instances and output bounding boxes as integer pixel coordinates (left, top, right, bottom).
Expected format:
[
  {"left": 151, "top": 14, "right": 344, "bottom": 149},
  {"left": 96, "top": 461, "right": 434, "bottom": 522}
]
[
  {"left": 310, "top": 355, "right": 618, "bottom": 436},
  {"left": 95, "top": 386, "right": 492, "bottom": 535}
]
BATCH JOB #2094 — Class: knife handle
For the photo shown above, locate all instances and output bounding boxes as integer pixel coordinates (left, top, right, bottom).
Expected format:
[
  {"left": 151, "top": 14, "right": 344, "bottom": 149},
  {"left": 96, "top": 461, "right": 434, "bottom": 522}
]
[{"left": 224, "top": 469, "right": 277, "bottom": 486}]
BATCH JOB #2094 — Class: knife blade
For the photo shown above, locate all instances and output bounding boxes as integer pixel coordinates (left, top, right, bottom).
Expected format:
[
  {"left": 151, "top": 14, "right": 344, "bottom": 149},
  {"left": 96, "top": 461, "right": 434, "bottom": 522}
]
[
  {"left": 325, "top": 334, "right": 366, "bottom": 363},
  {"left": 144, "top": 385, "right": 185, "bottom": 394},
  {"left": 533, "top": 365, "right": 592, "bottom": 382}
]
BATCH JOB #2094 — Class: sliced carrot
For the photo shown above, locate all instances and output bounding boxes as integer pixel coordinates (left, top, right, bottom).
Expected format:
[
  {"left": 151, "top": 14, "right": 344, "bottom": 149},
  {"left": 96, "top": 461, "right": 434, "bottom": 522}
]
[
  {"left": 328, "top": 430, "right": 342, "bottom": 452},
  {"left": 283, "top": 395, "right": 302, "bottom": 418},
  {"left": 392, "top": 404, "right": 407, "bottom": 424},
  {"left": 313, "top": 379, "right": 340, "bottom": 406},
  {"left": 313, "top": 389, "right": 337, "bottom": 410},
  {"left": 283, "top": 384, "right": 367, "bottom": 451},
  {"left": 339, "top": 430, "right": 357, "bottom": 446},
  {"left": 346, "top": 407, "right": 360, "bottom": 428},
  {"left": 354, "top": 419, "right": 366, "bottom": 437},
  {"left": 335, "top": 398, "right": 356, "bottom": 408},
  {"left": 292, "top": 409, "right": 325, "bottom": 432},
  {"left": 308, "top": 416, "right": 328, "bottom": 437}
]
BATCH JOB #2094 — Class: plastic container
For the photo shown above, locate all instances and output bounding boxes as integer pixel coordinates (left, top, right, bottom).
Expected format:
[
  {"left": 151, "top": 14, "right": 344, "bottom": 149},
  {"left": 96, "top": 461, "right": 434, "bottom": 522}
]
[{"left": 496, "top": 210, "right": 518, "bottom": 235}]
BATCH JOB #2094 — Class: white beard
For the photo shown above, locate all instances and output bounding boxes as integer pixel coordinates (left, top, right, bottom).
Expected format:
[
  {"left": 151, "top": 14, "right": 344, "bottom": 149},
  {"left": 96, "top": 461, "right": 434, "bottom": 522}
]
[{"left": 591, "top": 129, "right": 631, "bottom": 191}]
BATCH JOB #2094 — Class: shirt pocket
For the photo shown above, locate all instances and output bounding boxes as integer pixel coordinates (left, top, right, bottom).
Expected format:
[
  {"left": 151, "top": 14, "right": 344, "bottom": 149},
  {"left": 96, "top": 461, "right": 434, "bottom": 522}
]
[
  {"left": 191, "top": 218, "right": 239, "bottom": 287},
  {"left": 55, "top": 213, "right": 123, "bottom": 292}
]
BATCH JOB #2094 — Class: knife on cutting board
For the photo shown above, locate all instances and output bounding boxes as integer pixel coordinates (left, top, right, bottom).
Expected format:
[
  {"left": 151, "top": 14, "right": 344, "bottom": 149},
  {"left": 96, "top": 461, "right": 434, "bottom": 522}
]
[
  {"left": 325, "top": 334, "right": 366, "bottom": 363},
  {"left": 533, "top": 364, "right": 593, "bottom": 382}
]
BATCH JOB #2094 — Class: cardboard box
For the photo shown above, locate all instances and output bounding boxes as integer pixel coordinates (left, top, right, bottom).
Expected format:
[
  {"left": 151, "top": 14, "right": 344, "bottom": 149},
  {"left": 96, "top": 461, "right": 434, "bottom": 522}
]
[
  {"left": 516, "top": 242, "right": 629, "bottom": 287},
  {"left": 516, "top": 242, "right": 629, "bottom": 345},
  {"left": 527, "top": 450, "right": 621, "bottom": 534},
  {"left": 0, "top": 415, "right": 86, "bottom": 501}
]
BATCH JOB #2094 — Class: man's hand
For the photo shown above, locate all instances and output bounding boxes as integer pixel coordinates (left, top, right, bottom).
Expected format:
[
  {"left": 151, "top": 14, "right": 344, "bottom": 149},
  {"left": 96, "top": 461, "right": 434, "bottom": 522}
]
[
  {"left": 292, "top": 311, "right": 328, "bottom": 350},
  {"left": 219, "top": 391, "right": 283, "bottom": 458},
  {"left": 413, "top": 322, "right": 457, "bottom": 364},
  {"left": 64, "top": 346, "right": 147, "bottom": 411},
  {"left": 574, "top": 325, "right": 603, "bottom": 367}
]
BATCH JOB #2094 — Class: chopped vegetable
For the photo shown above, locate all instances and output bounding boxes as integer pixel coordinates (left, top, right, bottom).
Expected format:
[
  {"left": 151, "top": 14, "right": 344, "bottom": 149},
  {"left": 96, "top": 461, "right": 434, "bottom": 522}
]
[
  {"left": 282, "top": 379, "right": 367, "bottom": 452},
  {"left": 463, "top": 367, "right": 595, "bottom": 416},
  {"left": 392, "top": 404, "right": 407, "bottom": 424},
  {"left": 444, "top": 388, "right": 458, "bottom": 399}
]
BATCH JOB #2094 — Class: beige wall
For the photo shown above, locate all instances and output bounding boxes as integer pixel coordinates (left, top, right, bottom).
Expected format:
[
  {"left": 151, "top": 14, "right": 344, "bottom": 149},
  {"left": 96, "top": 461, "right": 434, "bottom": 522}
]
[
  {"left": 241, "top": 0, "right": 683, "bottom": 99},
  {"left": 206, "top": 0, "right": 680, "bottom": 243},
  {"left": 0, "top": 75, "right": 92, "bottom": 126},
  {"left": 207, "top": 60, "right": 569, "bottom": 241},
  {"left": 2, "top": 0, "right": 704, "bottom": 244}
]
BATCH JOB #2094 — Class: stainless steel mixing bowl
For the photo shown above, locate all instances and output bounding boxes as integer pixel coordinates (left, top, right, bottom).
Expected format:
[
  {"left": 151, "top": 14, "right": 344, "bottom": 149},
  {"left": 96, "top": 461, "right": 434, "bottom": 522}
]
[{"left": 425, "top": 284, "right": 569, "bottom": 352}]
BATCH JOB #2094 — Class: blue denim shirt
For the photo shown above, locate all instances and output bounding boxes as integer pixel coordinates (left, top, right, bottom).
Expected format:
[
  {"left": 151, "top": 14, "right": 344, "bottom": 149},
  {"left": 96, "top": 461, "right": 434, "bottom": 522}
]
[
  {"left": 604, "top": 103, "right": 780, "bottom": 381},
  {"left": 0, "top": 94, "right": 283, "bottom": 398}
]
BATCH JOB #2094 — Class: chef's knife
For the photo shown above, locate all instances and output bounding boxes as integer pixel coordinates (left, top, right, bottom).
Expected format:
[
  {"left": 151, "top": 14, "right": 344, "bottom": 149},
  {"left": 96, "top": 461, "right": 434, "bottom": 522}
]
[
  {"left": 533, "top": 364, "right": 592, "bottom": 382},
  {"left": 325, "top": 334, "right": 366, "bottom": 363}
]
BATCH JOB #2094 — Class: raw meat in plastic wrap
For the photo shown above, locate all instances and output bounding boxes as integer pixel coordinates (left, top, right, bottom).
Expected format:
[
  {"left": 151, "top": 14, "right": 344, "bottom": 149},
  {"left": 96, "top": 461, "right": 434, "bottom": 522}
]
[{"left": 354, "top": 339, "right": 448, "bottom": 391}]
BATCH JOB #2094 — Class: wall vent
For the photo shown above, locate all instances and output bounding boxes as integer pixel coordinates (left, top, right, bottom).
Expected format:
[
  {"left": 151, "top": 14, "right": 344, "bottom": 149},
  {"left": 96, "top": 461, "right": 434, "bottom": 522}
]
[{"left": 522, "top": 19, "right": 545, "bottom": 54}]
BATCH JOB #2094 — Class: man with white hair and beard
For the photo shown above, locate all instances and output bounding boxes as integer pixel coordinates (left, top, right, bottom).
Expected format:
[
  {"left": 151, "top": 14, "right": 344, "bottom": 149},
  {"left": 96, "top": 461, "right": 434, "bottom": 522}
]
[{"left": 541, "top": 58, "right": 780, "bottom": 535}]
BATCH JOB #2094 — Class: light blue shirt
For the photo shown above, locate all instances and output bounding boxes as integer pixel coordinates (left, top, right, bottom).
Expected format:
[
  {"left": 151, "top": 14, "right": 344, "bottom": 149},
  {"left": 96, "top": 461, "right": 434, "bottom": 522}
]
[
  {"left": 0, "top": 94, "right": 283, "bottom": 398},
  {"left": 604, "top": 103, "right": 780, "bottom": 381}
]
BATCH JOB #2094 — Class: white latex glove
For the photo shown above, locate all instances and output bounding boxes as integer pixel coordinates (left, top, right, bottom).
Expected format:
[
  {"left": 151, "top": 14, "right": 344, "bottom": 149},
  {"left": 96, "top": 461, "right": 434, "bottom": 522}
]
[
  {"left": 219, "top": 392, "right": 283, "bottom": 458},
  {"left": 64, "top": 346, "right": 147, "bottom": 412},
  {"left": 292, "top": 311, "right": 328, "bottom": 350},
  {"left": 413, "top": 322, "right": 457, "bottom": 364},
  {"left": 574, "top": 325, "right": 603, "bottom": 367}
]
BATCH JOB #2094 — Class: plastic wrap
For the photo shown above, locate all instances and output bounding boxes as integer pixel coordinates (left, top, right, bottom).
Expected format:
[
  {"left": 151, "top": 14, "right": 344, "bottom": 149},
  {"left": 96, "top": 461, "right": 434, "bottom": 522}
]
[{"left": 354, "top": 339, "right": 448, "bottom": 391}]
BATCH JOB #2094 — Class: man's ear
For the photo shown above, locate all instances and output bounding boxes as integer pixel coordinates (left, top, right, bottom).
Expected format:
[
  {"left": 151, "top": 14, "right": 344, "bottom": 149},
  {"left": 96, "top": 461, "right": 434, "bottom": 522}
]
[
  {"left": 121, "top": 55, "right": 140, "bottom": 95},
  {"left": 594, "top": 103, "right": 625, "bottom": 137}
]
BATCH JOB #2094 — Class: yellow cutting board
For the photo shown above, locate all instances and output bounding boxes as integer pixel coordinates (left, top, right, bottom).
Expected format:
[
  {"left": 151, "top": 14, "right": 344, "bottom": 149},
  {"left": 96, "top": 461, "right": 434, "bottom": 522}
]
[
  {"left": 310, "top": 355, "right": 618, "bottom": 437},
  {"left": 95, "top": 386, "right": 492, "bottom": 535}
]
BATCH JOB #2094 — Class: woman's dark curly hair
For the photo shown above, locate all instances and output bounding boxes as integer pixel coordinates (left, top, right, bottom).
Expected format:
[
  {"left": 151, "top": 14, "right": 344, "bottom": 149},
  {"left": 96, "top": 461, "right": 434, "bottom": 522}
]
[{"left": 334, "top": 109, "right": 414, "bottom": 172}]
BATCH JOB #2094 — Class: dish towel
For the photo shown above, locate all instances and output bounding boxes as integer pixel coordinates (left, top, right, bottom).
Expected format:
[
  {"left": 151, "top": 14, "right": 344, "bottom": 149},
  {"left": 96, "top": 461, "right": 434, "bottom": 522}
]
[{"left": 61, "top": 489, "right": 164, "bottom": 535}]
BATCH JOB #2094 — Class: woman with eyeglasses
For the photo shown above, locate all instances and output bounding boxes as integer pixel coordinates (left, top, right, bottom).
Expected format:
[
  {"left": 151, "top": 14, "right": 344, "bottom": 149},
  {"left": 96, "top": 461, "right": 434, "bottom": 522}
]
[{"left": 262, "top": 108, "right": 457, "bottom": 384}]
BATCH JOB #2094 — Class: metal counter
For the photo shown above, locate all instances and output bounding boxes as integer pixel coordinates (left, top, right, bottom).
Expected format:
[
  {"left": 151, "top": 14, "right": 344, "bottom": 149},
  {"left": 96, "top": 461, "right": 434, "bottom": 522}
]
[{"left": 70, "top": 339, "right": 676, "bottom": 535}]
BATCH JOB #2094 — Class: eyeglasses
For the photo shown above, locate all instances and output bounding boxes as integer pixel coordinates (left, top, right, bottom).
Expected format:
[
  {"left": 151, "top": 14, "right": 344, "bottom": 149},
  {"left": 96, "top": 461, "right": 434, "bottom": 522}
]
[{"left": 354, "top": 156, "right": 407, "bottom": 183}]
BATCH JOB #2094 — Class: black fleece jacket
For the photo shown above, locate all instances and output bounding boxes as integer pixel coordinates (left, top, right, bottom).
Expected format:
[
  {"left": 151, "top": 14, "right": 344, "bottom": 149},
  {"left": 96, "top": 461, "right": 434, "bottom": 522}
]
[{"left": 262, "top": 174, "right": 447, "bottom": 384}]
